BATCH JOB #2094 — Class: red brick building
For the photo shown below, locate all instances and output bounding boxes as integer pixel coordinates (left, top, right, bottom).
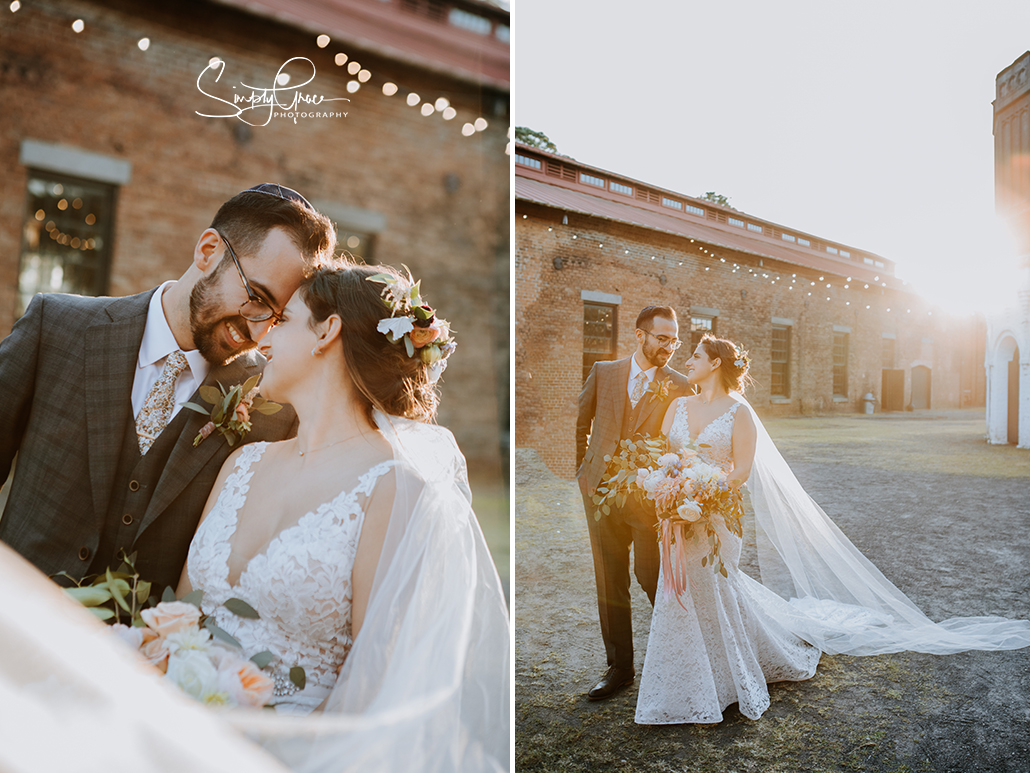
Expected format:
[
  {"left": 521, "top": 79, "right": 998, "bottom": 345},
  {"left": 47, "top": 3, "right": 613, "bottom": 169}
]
[
  {"left": 0, "top": 0, "right": 509, "bottom": 476},
  {"left": 515, "top": 143, "right": 986, "bottom": 478}
]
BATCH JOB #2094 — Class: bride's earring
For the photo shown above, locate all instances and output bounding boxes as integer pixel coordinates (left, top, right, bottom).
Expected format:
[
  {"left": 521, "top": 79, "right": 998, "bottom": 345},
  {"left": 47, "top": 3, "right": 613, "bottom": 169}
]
[{"left": 311, "top": 347, "right": 319, "bottom": 356}]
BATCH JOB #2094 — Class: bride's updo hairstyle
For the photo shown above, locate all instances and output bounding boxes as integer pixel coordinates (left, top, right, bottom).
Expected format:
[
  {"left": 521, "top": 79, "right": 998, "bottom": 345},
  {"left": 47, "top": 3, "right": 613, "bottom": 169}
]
[
  {"left": 699, "top": 334, "right": 753, "bottom": 394},
  {"left": 299, "top": 263, "right": 449, "bottom": 423}
]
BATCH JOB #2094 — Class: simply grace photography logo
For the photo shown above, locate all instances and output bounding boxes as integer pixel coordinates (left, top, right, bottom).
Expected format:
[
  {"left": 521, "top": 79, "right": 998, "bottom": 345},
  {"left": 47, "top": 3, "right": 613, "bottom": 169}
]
[{"left": 196, "top": 56, "right": 350, "bottom": 126}]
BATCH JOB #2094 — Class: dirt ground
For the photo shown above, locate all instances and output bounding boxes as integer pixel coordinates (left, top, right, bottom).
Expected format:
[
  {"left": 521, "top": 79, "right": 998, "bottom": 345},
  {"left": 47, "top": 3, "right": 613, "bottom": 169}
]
[{"left": 514, "top": 409, "right": 1030, "bottom": 773}]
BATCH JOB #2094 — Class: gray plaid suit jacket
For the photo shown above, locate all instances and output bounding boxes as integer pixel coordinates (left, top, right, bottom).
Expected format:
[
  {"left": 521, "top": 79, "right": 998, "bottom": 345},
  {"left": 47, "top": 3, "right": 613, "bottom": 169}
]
[
  {"left": 0, "top": 290, "right": 296, "bottom": 589},
  {"left": 576, "top": 357, "right": 692, "bottom": 496}
]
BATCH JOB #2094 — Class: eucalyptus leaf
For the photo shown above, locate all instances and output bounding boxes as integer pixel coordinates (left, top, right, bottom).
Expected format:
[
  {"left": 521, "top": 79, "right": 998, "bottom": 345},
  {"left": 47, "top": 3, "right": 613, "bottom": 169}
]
[
  {"left": 289, "top": 666, "right": 306, "bottom": 690},
  {"left": 250, "top": 650, "right": 275, "bottom": 669},
  {"left": 224, "top": 597, "right": 260, "bottom": 619},
  {"left": 181, "top": 402, "right": 212, "bottom": 416},
  {"left": 162, "top": 586, "right": 177, "bottom": 603},
  {"left": 203, "top": 618, "right": 242, "bottom": 648},
  {"left": 181, "top": 590, "right": 204, "bottom": 608},
  {"left": 107, "top": 569, "right": 131, "bottom": 613},
  {"left": 220, "top": 389, "right": 237, "bottom": 419},
  {"left": 241, "top": 374, "right": 260, "bottom": 395},
  {"left": 199, "top": 386, "right": 222, "bottom": 405},
  {"left": 256, "top": 403, "right": 282, "bottom": 415},
  {"left": 64, "top": 586, "right": 112, "bottom": 607},
  {"left": 136, "top": 581, "right": 152, "bottom": 605},
  {"left": 88, "top": 607, "right": 116, "bottom": 621}
]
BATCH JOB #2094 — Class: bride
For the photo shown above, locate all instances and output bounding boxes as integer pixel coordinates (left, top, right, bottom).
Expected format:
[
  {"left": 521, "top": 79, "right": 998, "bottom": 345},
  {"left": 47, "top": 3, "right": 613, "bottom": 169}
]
[
  {"left": 636, "top": 333, "right": 1030, "bottom": 725},
  {"left": 176, "top": 262, "right": 510, "bottom": 769}
]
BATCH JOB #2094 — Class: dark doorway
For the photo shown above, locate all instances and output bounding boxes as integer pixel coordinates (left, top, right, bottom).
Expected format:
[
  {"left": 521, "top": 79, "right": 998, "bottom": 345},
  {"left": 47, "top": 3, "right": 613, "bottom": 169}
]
[
  {"left": 1008, "top": 347, "right": 1020, "bottom": 445},
  {"left": 881, "top": 369, "right": 904, "bottom": 411},
  {"left": 911, "top": 366, "right": 931, "bottom": 410}
]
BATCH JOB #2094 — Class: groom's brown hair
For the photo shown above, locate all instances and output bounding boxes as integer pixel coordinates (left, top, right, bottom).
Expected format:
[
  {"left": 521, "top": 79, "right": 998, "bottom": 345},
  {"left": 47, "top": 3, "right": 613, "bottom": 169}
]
[
  {"left": 210, "top": 190, "right": 336, "bottom": 272},
  {"left": 635, "top": 305, "right": 677, "bottom": 331}
]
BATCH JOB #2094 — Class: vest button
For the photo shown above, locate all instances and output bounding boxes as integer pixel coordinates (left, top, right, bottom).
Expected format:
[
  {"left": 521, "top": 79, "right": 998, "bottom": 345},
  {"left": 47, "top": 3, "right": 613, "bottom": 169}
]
[
  {"left": 78, "top": 547, "right": 90, "bottom": 561},
  {"left": 122, "top": 513, "right": 134, "bottom": 525},
  {"left": 129, "top": 480, "right": 140, "bottom": 492}
]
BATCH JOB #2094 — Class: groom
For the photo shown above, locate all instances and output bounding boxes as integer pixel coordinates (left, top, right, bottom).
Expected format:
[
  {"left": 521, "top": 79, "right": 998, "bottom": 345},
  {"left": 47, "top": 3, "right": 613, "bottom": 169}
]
[
  {"left": 0, "top": 183, "right": 336, "bottom": 592},
  {"left": 576, "top": 305, "right": 691, "bottom": 700}
]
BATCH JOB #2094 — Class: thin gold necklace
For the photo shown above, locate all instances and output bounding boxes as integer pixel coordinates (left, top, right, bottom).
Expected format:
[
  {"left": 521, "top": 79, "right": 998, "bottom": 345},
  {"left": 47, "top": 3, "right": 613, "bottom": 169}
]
[{"left": 297, "top": 432, "right": 362, "bottom": 456}]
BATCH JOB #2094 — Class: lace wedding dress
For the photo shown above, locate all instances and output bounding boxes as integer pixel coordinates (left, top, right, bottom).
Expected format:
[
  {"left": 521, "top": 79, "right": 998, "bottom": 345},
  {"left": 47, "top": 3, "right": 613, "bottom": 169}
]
[
  {"left": 635, "top": 400, "right": 821, "bottom": 724},
  {"left": 187, "top": 441, "right": 395, "bottom": 715}
]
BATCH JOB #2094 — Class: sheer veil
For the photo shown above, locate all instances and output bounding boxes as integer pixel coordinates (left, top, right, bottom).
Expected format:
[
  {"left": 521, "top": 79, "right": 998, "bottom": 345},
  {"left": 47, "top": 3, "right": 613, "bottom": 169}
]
[
  {"left": 229, "top": 411, "right": 511, "bottom": 771},
  {"left": 730, "top": 392, "right": 1030, "bottom": 656},
  {"left": 0, "top": 411, "right": 509, "bottom": 772}
]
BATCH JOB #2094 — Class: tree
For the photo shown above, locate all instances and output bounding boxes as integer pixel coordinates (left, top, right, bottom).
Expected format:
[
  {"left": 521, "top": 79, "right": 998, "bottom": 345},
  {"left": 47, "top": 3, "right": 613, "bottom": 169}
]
[
  {"left": 700, "top": 192, "right": 735, "bottom": 210},
  {"left": 514, "top": 127, "right": 558, "bottom": 153}
]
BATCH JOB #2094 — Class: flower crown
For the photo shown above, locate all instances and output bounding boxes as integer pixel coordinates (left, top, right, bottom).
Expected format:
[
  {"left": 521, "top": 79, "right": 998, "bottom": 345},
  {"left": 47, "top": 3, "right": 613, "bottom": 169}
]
[{"left": 366, "top": 270, "right": 456, "bottom": 382}]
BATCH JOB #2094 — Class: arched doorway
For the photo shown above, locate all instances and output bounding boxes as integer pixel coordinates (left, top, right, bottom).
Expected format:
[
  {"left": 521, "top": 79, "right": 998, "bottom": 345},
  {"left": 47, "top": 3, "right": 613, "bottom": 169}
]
[
  {"left": 911, "top": 366, "right": 932, "bottom": 410},
  {"left": 1008, "top": 346, "right": 1020, "bottom": 444}
]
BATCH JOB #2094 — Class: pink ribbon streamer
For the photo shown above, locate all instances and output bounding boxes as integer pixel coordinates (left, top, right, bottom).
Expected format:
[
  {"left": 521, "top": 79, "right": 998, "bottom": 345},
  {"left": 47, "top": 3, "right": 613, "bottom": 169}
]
[{"left": 660, "top": 519, "right": 695, "bottom": 613}]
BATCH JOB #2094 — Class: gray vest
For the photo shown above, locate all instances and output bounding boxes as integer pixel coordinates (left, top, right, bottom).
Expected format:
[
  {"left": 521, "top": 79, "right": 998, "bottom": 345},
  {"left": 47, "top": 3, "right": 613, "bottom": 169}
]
[{"left": 87, "top": 405, "right": 190, "bottom": 577}]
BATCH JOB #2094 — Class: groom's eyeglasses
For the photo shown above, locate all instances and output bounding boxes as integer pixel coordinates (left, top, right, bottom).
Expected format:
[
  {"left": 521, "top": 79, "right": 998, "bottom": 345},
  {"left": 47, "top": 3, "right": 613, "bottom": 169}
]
[
  {"left": 642, "top": 330, "right": 682, "bottom": 350},
  {"left": 216, "top": 230, "right": 286, "bottom": 327}
]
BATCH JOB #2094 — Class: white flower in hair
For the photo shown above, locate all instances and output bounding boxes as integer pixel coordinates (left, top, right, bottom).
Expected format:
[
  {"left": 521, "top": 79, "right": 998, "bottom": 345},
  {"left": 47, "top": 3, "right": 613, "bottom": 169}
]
[
  {"left": 377, "top": 316, "right": 415, "bottom": 340},
  {"left": 735, "top": 359, "right": 745, "bottom": 368}
]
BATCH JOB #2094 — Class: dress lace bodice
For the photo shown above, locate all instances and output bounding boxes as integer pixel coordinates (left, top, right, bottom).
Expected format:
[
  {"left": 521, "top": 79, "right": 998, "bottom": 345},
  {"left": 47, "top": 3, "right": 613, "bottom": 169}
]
[
  {"left": 186, "top": 442, "right": 394, "bottom": 714},
  {"left": 667, "top": 398, "right": 739, "bottom": 472}
]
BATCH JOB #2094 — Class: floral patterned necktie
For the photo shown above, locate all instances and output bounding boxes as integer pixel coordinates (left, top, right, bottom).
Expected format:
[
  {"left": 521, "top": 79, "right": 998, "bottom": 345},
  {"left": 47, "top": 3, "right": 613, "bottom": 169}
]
[
  {"left": 135, "top": 351, "right": 189, "bottom": 455},
  {"left": 630, "top": 371, "right": 648, "bottom": 408}
]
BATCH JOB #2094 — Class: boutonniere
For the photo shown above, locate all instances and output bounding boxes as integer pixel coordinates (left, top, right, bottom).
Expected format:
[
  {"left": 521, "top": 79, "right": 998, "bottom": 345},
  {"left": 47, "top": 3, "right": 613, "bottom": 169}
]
[
  {"left": 646, "top": 377, "right": 672, "bottom": 403},
  {"left": 182, "top": 375, "right": 282, "bottom": 447}
]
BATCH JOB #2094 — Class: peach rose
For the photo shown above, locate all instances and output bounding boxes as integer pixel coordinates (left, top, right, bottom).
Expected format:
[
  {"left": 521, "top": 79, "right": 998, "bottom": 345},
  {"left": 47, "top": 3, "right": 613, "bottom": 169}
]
[
  {"left": 409, "top": 326, "right": 440, "bottom": 349},
  {"left": 140, "top": 600, "right": 201, "bottom": 637},
  {"left": 235, "top": 402, "right": 250, "bottom": 423},
  {"left": 232, "top": 659, "right": 275, "bottom": 708},
  {"left": 141, "top": 636, "right": 171, "bottom": 673}
]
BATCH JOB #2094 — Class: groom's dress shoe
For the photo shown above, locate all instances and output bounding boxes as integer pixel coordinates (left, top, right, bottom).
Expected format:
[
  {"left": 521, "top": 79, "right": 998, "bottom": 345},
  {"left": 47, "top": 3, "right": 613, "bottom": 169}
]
[{"left": 587, "top": 666, "right": 634, "bottom": 700}]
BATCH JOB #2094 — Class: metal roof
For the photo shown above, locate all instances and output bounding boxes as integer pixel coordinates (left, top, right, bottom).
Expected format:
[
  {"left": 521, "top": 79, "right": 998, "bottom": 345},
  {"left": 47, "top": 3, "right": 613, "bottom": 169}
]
[
  {"left": 515, "top": 171, "right": 893, "bottom": 287},
  {"left": 211, "top": 0, "right": 509, "bottom": 89}
]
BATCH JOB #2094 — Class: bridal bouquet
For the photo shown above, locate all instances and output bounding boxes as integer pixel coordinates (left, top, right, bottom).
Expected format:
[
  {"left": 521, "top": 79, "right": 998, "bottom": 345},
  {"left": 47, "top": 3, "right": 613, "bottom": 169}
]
[
  {"left": 108, "top": 595, "right": 275, "bottom": 709},
  {"left": 594, "top": 436, "right": 744, "bottom": 583},
  {"left": 62, "top": 552, "right": 303, "bottom": 708},
  {"left": 635, "top": 446, "right": 744, "bottom": 582}
]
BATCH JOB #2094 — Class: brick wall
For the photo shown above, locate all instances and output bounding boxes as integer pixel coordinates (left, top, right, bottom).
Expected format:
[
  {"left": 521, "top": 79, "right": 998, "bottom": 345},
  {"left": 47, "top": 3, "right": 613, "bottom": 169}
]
[
  {"left": 0, "top": 0, "right": 509, "bottom": 475},
  {"left": 516, "top": 201, "right": 985, "bottom": 479}
]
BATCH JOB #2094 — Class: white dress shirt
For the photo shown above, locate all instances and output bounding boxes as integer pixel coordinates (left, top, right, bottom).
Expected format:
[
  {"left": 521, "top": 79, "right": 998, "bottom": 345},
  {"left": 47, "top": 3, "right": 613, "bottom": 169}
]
[
  {"left": 131, "top": 282, "right": 211, "bottom": 421},
  {"left": 627, "top": 356, "right": 657, "bottom": 400}
]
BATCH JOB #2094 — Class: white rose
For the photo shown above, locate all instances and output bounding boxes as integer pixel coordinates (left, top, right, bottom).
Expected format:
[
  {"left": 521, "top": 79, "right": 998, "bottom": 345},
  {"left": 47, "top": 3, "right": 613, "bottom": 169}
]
[
  {"left": 377, "top": 316, "right": 414, "bottom": 340},
  {"left": 164, "top": 627, "right": 213, "bottom": 657},
  {"left": 166, "top": 649, "right": 221, "bottom": 702},
  {"left": 657, "top": 453, "right": 679, "bottom": 467},
  {"left": 677, "top": 500, "right": 703, "bottom": 522}
]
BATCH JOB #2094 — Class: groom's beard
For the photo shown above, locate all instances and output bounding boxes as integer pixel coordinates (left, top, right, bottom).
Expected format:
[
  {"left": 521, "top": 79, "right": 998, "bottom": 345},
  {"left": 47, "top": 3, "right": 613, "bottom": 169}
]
[
  {"left": 642, "top": 339, "right": 672, "bottom": 369},
  {"left": 189, "top": 266, "right": 258, "bottom": 367}
]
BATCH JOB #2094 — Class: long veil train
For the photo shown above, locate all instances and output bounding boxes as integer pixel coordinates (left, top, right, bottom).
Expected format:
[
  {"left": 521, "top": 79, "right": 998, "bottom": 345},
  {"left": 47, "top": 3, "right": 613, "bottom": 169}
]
[{"left": 730, "top": 392, "right": 1030, "bottom": 656}]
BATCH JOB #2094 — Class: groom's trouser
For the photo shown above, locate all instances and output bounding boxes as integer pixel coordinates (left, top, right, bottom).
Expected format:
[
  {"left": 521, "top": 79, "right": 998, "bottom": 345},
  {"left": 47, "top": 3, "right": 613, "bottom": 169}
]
[{"left": 582, "top": 494, "right": 659, "bottom": 672}]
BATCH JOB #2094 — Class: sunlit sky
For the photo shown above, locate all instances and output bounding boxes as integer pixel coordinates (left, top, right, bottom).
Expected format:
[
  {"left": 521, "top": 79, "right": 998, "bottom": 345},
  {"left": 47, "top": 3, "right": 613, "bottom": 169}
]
[{"left": 512, "top": 1, "right": 1030, "bottom": 312}]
